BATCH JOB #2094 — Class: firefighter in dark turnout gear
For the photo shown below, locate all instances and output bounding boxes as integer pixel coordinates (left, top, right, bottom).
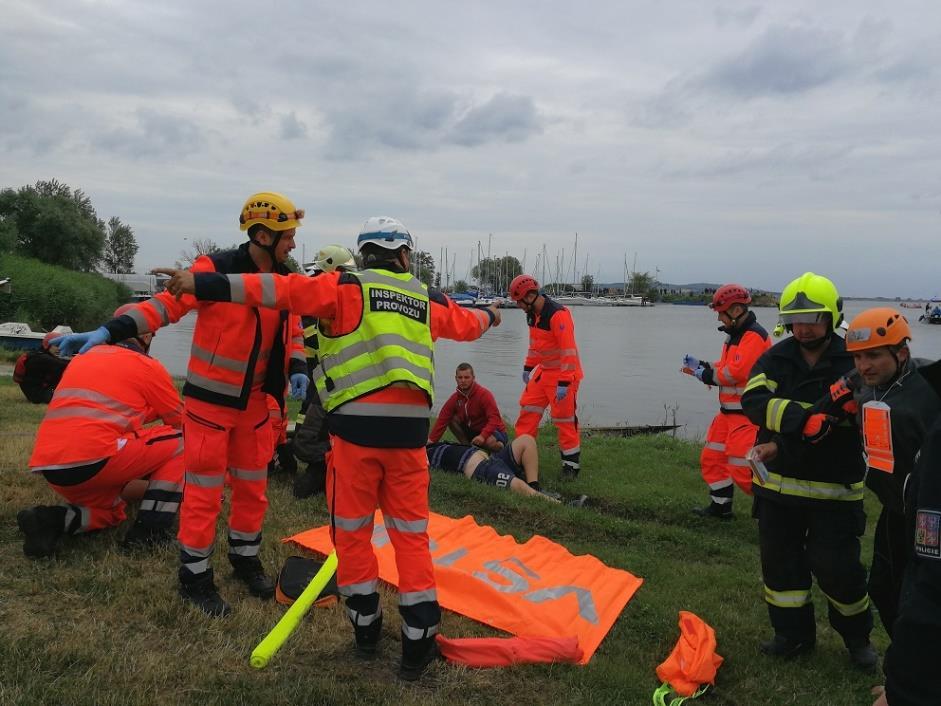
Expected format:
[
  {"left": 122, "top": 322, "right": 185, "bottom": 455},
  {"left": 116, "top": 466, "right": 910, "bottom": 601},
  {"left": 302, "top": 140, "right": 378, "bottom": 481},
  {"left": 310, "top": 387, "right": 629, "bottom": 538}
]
[
  {"left": 683, "top": 284, "right": 770, "bottom": 519},
  {"left": 878, "top": 361, "right": 941, "bottom": 706},
  {"left": 845, "top": 308, "right": 941, "bottom": 637},
  {"left": 741, "top": 272, "right": 877, "bottom": 671}
]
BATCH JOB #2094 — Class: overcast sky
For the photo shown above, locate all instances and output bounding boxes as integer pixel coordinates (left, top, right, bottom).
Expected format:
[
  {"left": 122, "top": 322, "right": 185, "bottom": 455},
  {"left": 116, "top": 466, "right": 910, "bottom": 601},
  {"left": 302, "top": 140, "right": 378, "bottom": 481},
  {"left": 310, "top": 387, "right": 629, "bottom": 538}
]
[{"left": 2, "top": 1, "right": 939, "bottom": 297}]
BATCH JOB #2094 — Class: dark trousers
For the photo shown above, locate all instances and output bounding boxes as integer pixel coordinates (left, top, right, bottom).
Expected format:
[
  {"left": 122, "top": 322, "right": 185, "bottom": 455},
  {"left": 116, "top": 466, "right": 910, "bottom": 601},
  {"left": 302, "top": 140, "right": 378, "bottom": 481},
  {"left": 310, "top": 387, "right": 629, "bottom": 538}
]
[
  {"left": 756, "top": 495, "right": 873, "bottom": 644},
  {"left": 869, "top": 507, "right": 909, "bottom": 638}
]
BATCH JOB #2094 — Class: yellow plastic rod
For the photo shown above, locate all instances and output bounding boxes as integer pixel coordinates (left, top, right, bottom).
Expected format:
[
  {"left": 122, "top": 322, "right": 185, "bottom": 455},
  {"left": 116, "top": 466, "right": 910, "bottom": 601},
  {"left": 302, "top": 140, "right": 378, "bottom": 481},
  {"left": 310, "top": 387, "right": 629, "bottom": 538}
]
[{"left": 250, "top": 550, "right": 338, "bottom": 669}]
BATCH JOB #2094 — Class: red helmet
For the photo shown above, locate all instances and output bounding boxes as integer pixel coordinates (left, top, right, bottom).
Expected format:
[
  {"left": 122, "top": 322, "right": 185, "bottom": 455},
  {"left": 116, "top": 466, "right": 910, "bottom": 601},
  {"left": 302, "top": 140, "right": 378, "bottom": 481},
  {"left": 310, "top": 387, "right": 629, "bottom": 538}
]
[
  {"left": 114, "top": 303, "right": 138, "bottom": 318},
  {"left": 509, "top": 274, "right": 539, "bottom": 302},
  {"left": 710, "top": 284, "right": 751, "bottom": 313},
  {"left": 41, "top": 332, "right": 60, "bottom": 349}
]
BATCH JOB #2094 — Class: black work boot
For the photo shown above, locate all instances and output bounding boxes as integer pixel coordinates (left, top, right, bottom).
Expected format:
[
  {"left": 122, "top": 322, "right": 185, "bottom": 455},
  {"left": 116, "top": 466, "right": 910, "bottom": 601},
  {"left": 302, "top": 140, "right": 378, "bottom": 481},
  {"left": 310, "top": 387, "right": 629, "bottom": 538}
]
[
  {"left": 231, "top": 556, "right": 275, "bottom": 599},
  {"left": 17, "top": 505, "right": 66, "bottom": 558},
  {"left": 567, "top": 494, "right": 589, "bottom": 508},
  {"left": 759, "top": 634, "right": 815, "bottom": 659},
  {"left": 179, "top": 569, "right": 231, "bottom": 617},
  {"left": 351, "top": 611, "right": 383, "bottom": 659},
  {"left": 293, "top": 466, "right": 326, "bottom": 499},
  {"left": 846, "top": 639, "right": 878, "bottom": 672},
  {"left": 692, "top": 502, "right": 733, "bottom": 520},
  {"left": 399, "top": 635, "right": 440, "bottom": 682},
  {"left": 121, "top": 520, "right": 174, "bottom": 552},
  {"left": 560, "top": 466, "right": 580, "bottom": 481}
]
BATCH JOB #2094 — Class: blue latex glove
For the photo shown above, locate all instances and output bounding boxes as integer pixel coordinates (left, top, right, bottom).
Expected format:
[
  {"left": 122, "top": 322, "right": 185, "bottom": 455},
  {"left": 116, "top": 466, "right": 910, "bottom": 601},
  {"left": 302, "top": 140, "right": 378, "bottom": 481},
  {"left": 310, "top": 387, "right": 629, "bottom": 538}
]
[
  {"left": 290, "top": 373, "right": 309, "bottom": 401},
  {"left": 53, "top": 326, "right": 111, "bottom": 356},
  {"left": 682, "top": 354, "right": 700, "bottom": 370},
  {"left": 693, "top": 366, "right": 706, "bottom": 381},
  {"left": 555, "top": 384, "right": 569, "bottom": 402},
  {"left": 522, "top": 370, "right": 531, "bottom": 385}
]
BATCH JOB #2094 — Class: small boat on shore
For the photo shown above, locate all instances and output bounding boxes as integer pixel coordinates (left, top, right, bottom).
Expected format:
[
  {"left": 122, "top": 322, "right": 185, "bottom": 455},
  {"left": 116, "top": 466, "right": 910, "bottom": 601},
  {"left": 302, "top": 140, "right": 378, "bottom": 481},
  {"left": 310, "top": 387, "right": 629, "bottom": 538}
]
[{"left": 0, "top": 323, "right": 73, "bottom": 351}]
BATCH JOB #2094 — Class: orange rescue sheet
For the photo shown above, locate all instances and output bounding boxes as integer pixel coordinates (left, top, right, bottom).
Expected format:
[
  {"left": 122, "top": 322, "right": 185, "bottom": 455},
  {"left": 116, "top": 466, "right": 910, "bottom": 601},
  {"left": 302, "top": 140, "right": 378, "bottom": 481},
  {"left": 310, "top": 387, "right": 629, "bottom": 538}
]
[{"left": 287, "top": 511, "right": 642, "bottom": 664}]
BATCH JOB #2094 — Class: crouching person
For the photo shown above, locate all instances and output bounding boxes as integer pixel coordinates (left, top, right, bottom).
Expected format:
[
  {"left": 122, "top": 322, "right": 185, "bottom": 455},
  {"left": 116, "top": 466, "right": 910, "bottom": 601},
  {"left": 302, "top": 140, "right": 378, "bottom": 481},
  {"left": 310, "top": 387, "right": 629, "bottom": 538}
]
[{"left": 19, "top": 304, "right": 184, "bottom": 558}]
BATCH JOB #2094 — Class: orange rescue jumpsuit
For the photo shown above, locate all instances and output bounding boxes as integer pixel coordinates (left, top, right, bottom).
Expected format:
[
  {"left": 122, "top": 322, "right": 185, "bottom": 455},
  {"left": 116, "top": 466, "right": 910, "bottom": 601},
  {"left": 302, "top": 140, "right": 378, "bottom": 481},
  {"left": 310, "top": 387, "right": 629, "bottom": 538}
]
[
  {"left": 189, "top": 268, "right": 495, "bottom": 653},
  {"left": 102, "top": 244, "right": 305, "bottom": 579},
  {"left": 514, "top": 296, "right": 583, "bottom": 475},
  {"left": 28, "top": 343, "right": 184, "bottom": 533}
]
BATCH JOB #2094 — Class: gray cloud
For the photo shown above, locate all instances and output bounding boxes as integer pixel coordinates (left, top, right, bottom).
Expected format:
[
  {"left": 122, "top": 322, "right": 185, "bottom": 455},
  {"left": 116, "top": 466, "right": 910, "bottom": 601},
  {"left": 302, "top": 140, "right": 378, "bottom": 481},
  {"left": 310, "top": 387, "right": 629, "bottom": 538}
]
[
  {"left": 714, "top": 5, "right": 761, "bottom": 28},
  {"left": 701, "top": 24, "right": 854, "bottom": 97},
  {"left": 280, "top": 112, "right": 308, "bottom": 140},
  {"left": 447, "top": 93, "right": 543, "bottom": 147},
  {"left": 92, "top": 109, "right": 204, "bottom": 159}
]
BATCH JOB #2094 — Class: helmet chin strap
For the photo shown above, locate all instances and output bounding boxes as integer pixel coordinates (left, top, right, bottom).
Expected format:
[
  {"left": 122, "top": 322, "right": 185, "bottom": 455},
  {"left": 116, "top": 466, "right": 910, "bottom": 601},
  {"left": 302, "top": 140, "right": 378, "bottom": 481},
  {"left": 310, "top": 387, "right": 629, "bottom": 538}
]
[{"left": 250, "top": 231, "right": 282, "bottom": 271}]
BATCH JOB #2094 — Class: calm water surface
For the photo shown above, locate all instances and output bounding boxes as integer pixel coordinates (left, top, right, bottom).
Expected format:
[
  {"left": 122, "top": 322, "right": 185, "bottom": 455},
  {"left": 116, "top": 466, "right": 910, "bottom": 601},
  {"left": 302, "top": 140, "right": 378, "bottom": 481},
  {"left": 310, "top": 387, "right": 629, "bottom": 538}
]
[{"left": 149, "top": 301, "right": 941, "bottom": 440}]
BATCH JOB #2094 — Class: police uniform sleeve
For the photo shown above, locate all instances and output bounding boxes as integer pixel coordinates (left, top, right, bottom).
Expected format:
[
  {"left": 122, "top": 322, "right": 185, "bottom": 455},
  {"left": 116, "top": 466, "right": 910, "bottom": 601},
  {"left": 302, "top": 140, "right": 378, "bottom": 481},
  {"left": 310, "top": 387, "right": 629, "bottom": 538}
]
[{"left": 884, "top": 422, "right": 941, "bottom": 706}]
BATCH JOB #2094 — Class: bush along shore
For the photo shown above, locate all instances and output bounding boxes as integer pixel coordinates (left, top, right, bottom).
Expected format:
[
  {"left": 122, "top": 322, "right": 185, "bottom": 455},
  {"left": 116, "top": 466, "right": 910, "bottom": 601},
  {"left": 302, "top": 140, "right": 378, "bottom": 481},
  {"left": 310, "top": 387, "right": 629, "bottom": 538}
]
[
  {"left": 0, "top": 376, "right": 886, "bottom": 705},
  {"left": 0, "top": 253, "right": 131, "bottom": 332}
]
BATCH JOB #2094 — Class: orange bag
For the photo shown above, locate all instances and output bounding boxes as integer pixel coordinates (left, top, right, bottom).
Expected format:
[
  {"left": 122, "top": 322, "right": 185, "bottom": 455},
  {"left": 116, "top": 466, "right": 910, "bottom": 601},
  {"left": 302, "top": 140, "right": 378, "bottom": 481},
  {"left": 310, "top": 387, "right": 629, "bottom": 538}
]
[{"left": 654, "top": 611, "right": 724, "bottom": 704}]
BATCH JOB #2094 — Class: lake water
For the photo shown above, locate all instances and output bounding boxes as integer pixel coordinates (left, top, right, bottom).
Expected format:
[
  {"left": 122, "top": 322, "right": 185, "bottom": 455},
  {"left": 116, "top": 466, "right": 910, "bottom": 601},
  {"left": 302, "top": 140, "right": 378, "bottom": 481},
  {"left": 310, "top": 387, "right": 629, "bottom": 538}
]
[{"left": 149, "top": 300, "right": 941, "bottom": 440}]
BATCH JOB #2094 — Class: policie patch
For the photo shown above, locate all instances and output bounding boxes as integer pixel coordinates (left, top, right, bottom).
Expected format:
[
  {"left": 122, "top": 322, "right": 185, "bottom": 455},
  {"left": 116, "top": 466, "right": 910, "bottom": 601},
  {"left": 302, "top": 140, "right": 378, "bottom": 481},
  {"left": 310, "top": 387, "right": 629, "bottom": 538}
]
[
  {"left": 915, "top": 510, "right": 941, "bottom": 559},
  {"left": 369, "top": 287, "right": 428, "bottom": 324}
]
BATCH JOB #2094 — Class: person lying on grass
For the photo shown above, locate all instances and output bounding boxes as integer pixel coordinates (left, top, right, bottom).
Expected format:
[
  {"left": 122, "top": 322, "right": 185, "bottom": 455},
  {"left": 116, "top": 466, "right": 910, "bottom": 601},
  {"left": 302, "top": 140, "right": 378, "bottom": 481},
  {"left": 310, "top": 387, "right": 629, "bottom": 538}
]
[{"left": 426, "top": 434, "right": 587, "bottom": 507}]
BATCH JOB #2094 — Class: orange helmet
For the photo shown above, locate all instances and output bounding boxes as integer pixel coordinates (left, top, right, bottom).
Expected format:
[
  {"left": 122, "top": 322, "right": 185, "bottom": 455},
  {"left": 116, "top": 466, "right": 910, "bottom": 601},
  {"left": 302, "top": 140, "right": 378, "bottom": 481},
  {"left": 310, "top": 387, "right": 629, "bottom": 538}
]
[
  {"left": 509, "top": 274, "right": 539, "bottom": 301},
  {"left": 845, "top": 308, "right": 911, "bottom": 352},
  {"left": 710, "top": 284, "right": 751, "bottom": 313}
]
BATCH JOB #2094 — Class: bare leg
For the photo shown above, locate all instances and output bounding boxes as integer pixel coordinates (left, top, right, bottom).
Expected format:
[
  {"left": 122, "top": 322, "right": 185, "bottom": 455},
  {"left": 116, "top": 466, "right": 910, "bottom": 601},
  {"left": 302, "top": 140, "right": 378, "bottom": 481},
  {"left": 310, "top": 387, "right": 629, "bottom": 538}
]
[{"left": 513, "top": 434, "right": 540, "bottom": 485}]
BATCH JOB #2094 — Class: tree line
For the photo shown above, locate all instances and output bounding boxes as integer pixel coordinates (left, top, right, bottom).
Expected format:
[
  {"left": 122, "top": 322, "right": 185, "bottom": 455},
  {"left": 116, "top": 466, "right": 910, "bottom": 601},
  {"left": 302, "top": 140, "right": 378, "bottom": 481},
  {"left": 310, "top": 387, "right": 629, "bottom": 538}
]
[{"left": 0, "top": 179, "right": 138, "bottom": 273}]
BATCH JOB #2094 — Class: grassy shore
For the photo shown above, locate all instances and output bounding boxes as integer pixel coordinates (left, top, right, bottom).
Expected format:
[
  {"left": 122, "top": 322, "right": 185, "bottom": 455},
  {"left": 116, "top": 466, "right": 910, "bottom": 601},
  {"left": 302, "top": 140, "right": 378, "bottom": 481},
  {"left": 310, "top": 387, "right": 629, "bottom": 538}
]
[{"left": 0, "top": 376, "right": 886, "bottom": 705}]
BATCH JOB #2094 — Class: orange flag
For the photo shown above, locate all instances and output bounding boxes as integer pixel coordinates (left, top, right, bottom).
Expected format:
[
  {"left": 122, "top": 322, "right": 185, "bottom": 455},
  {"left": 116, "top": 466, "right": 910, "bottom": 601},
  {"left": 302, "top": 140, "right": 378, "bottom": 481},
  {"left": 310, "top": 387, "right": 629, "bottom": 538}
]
[{"left": 287, "top": 511, "right": 643, "bottom": 664}]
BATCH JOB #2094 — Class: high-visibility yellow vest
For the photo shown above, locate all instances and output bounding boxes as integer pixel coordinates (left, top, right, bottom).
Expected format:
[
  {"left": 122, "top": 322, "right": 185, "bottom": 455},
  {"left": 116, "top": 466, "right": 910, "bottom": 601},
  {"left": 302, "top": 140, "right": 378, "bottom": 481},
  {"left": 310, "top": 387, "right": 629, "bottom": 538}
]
[{"left": 316, "top": 269, "right": 434, "bottom": 412}]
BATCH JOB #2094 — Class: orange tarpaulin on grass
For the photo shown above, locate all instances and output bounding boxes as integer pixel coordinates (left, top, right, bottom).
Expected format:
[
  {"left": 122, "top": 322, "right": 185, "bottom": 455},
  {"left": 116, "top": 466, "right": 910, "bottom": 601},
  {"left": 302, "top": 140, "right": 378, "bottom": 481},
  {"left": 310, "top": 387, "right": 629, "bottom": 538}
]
[{"left": 287, "top": 511, "right": 643, "bottom": 664}]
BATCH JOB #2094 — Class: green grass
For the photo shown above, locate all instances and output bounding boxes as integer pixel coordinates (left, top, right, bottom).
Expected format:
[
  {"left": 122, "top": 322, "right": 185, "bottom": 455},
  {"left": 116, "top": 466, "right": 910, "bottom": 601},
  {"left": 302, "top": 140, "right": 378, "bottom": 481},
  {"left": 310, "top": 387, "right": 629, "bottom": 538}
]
[{"left": 0, "top": 377, "right": 886, "bottom": 705}]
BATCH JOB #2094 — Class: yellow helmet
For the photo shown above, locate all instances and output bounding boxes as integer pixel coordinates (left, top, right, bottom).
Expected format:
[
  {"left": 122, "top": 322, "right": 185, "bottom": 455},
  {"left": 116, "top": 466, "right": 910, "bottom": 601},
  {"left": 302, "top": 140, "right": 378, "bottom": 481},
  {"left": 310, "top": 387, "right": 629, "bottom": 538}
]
[
  {"left": 312, "top": 245, "right": 357, "bottom": 273},
  {"left": 778, "top": 272, "right": 844, "bottom": 332},
  {"left": 239, "top": 192, "right": 304, "bottom": 232}
]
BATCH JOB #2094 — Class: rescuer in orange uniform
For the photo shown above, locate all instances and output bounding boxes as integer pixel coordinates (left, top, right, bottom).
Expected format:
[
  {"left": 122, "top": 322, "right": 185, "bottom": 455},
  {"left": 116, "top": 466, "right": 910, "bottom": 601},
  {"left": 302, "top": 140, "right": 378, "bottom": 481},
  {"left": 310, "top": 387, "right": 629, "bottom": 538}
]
[
  {"left": 682, "top": 284, "right": 771, "bottom": 519},
  {"left": 19, "top": 304, "right": 184, "bottom": 557},
  {"left": 156, "top": 216, "right": 500, "bottom": 681},
  {"left": 508, "top": 274, "right": 584, "bottom": 479},
  {"left": 54, "top": 193, "right": 308, "bottom": 617}
]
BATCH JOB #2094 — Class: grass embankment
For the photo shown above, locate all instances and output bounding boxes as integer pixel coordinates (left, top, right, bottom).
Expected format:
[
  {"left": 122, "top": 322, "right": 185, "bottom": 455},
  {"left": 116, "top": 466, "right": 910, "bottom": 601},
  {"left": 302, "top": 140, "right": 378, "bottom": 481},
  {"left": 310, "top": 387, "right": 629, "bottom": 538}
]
[{"left": 0, "top": 377, "right": 886, "bottom": 705}]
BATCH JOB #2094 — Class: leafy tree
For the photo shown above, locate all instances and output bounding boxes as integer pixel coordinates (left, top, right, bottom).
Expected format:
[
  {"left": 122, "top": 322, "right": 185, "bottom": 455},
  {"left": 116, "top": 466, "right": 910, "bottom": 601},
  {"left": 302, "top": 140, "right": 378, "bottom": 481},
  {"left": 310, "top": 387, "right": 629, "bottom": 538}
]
[
  {"left": 471, "top": 255, "right": 522, "bottom": 292},
  {"left": 433, "top": 271, "right": 442, "bottom": 289},
  {"left": 629, "top": 271, "right": 654, "bottom": 297},
  {"left": 101, "top": 216, "right": 138, "bottom": 273},
  {"left": 176, "top": 238, "right": 223, "bottom": 268},
  {"left": 0, "top": 179, "right": 106, "bottom": 271},
  {"left": 413, "top": 250, "right": 435, "bottom": 287},
  {"left": 454, "top": 279, "right": 469, "bottom": 293},
  {"left": 581, "top": 274, "right": 594, "bottom": 293}
]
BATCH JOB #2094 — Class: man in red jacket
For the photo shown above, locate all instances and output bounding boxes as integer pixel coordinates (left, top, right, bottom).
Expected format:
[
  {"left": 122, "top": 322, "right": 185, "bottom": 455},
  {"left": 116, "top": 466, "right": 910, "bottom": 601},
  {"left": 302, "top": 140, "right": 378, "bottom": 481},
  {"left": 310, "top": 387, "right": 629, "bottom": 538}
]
[
  {"left": 508, "top": 274, "right": 584, "bottom": 480},
  {"left": 19, "top": 305, "right": 184, "bottom": 557},
  {"left": 53, "top": 192, "right": 308, "bottom": 617},
  {"left": 428, "top": 362, "right": 507, "bottom": 451},
  {"left": 682, "top": 284, "right": 770, "bottom": 519}
]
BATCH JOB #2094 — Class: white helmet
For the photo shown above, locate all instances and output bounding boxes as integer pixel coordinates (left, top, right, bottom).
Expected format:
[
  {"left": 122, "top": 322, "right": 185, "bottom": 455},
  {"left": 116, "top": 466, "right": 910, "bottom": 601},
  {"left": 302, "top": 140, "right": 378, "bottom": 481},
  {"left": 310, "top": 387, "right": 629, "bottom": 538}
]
[
  {"left": 311, "top": 244, "right": 356, "bottom": 273},
  {"left": 356, "top": 216, "right": 414, "bottom": 252}
]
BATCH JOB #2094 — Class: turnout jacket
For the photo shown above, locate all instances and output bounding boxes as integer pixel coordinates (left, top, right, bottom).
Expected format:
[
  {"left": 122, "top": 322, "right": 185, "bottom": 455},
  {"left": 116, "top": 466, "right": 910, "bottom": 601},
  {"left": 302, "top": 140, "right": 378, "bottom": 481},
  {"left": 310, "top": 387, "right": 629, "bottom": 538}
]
[
  {"left": 884, "top": 411, "right": 941, "bottom": 705},
  {"left": 523, "top": 296, "right": 583, "bottom": 389},
  {"left": 741, "top": 334, "right": 865, "bottom": 505},
  {"left": 104, "top": 243, "right": 305, "bottom": 411},
  {"left": 698, "top": 310, "right": 770, "bottom": 413},
  {"left": 429, "top": 381, "right": 506, "bottom": 443},
  {"left": 856, "top": 358, "right": 941, "bottom": 514},
  {"left": 192, "top": 267, "right": 496, "bottom": 448}
]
